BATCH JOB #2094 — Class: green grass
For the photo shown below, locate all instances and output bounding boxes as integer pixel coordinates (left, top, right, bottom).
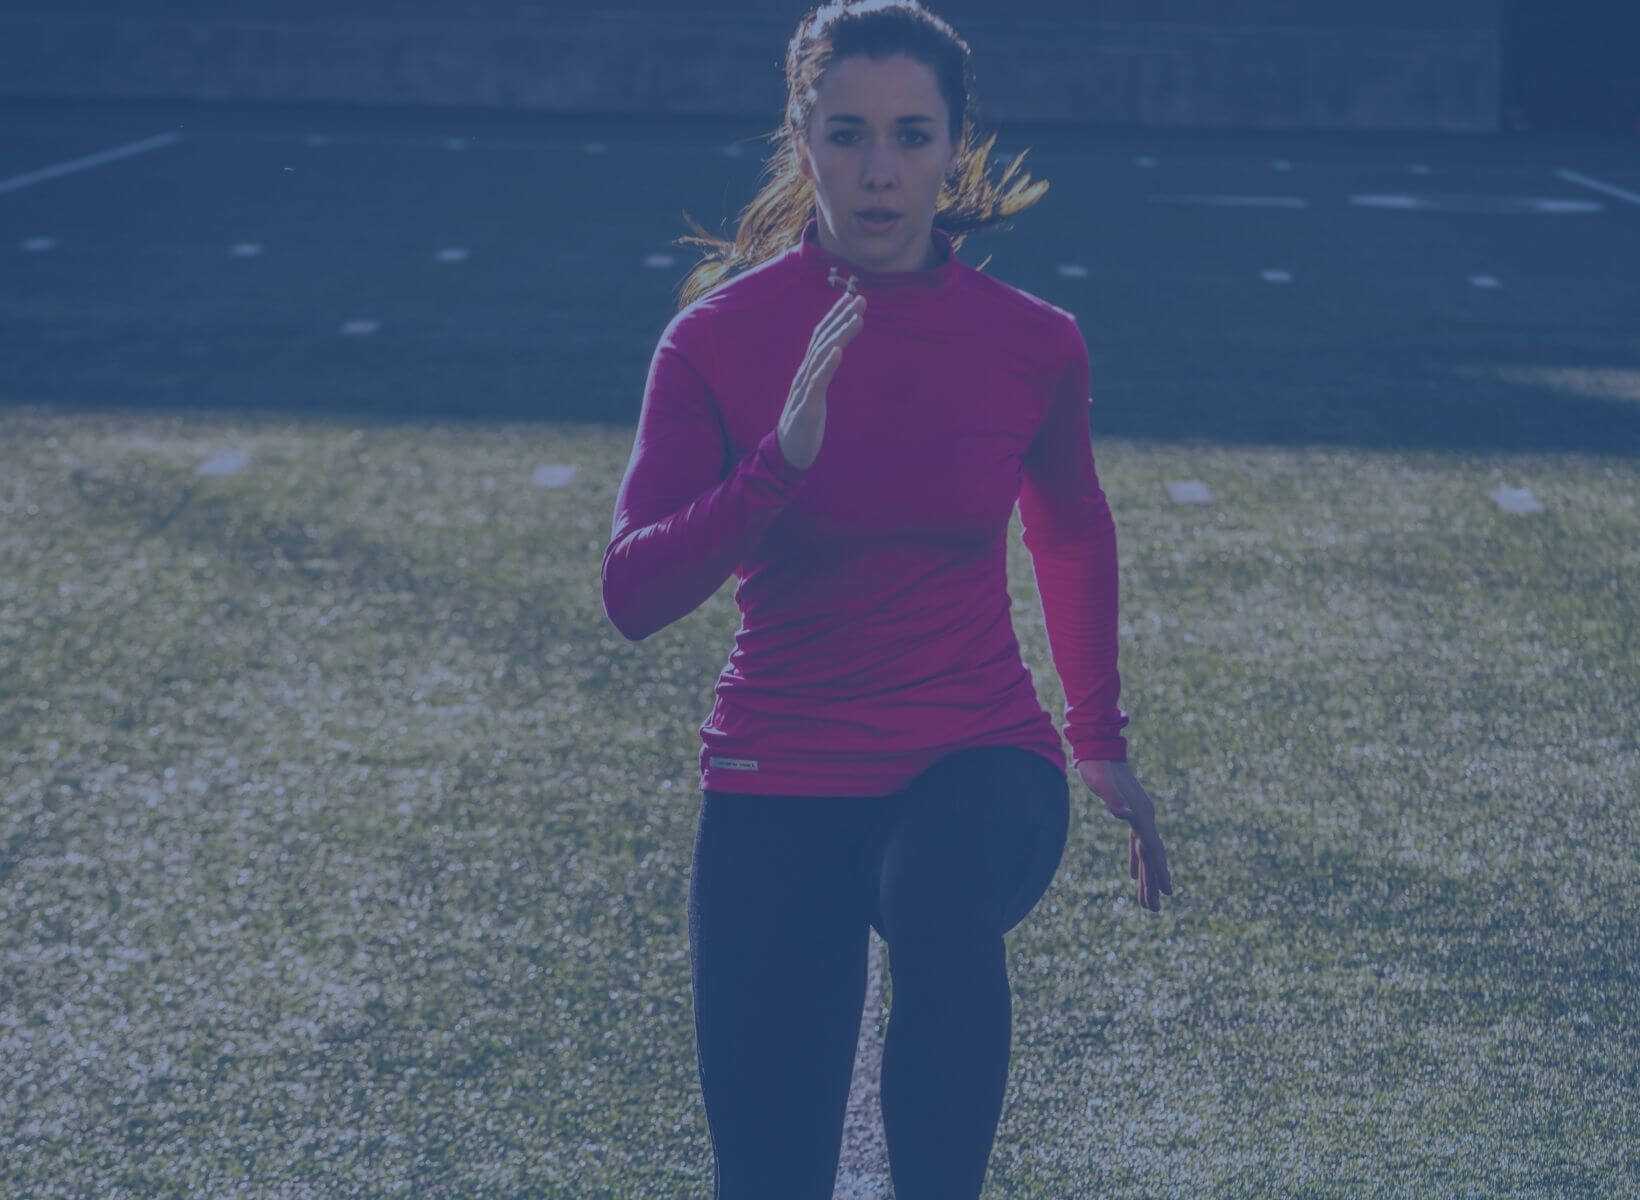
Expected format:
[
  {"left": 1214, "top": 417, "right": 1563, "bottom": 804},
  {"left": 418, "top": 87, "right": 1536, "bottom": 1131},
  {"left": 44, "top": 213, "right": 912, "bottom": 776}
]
[{"left": 2, "top": 404, "right": 1636, "bottom": 1197}]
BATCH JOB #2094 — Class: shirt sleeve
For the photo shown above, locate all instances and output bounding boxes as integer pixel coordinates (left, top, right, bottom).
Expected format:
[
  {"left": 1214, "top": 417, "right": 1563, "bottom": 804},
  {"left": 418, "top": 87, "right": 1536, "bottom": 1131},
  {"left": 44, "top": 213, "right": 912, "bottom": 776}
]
[
  {"left": 1017, "top": 315, "right": 1130, "bottom": 763},
  {"left": 601, "top": 311, "right": 809, "bottom": 642}
]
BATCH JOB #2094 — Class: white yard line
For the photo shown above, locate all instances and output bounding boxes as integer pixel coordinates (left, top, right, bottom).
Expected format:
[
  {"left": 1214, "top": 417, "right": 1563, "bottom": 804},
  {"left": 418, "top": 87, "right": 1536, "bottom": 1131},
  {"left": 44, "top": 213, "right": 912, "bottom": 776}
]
[
  {"left": 1168, "top": 480, "right": 1215, "bottom": 504},
  {"left": 1554, "top": 167, "right": 1640, "bottom": 207},
  {"left": 1491, "top": 487, "right": 1544, "bottom": 514},
  {"left": 1149, "top": 194, "right": 1309, "bottom": 207},
  {"left": 836, "top": 927, "right": 891, "bottom": 1198},
  {"left": 0, "top": 132, "right": 180, "bottom": 194}
]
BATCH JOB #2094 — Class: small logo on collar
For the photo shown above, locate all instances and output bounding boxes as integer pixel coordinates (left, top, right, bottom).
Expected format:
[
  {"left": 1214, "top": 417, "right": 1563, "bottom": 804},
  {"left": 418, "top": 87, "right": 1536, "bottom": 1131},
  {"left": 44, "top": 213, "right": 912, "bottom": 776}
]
[{"left": 827, "top": 267, "right": 859, "bottom": 295}]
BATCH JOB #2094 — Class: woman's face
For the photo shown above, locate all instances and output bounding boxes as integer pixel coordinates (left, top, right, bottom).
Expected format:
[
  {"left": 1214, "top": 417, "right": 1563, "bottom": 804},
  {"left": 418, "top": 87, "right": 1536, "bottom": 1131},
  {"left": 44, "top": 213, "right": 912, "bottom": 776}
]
[{"left": 797, "top": 53, "right": 959, "bottom": 273}]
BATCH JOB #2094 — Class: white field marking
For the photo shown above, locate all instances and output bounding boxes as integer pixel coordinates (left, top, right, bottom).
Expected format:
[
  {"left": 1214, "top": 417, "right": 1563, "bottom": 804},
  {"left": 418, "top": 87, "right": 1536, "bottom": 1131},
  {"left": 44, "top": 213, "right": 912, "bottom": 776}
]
[
  {"left": 21, "top": 236, "right": 56, "bottom": 252},
  {"left": 436, "top": 247, "right": 468, "bottom": 262},
  {"left": 1350, "top": 193, "right": 1603, "bottom": 214},
  {"left": 643, "top": 252, "right": 676, "bottom": 269},
  {"left": 1057, "top": 263, "right": 1089, "bottom": 278},
  {"left": 531, "top": 465, "right": 578, "bottom": 488},
  {"left": 230, "top": 243, "right": 262, "bottom": 257},
  {"left": 836, "top": 927, "right": 890, "bottom": 1196},
  {"left": 1470, "top": 275, "right": 1501, "bottom": 288},
  {"left": 1554, "top": 167, "right": 1640, "bottom": 206},
  {"left": 341, "top": 319, "right": 380, "bottom": 335},
  {"left": 1262, "top": 269, "right": 1293, "bottom": 283},
  {"left": 197, "top": 451, "right": 250, "bottom": 476},
  {"left": 0, "top": 131, "right": 180, "bottom": 194},
  {"left": 1491, "top": 487, "right": 1543, "bottom": 514},
  {"left": 1167, "top": 480, "right": 1214, "bottom": 504},
  {"left": 1151, "top": 194, "right": 1308, "bottom": 208},
  {"left": 584, "top": 141, "right": 607, "bottom": 155}
]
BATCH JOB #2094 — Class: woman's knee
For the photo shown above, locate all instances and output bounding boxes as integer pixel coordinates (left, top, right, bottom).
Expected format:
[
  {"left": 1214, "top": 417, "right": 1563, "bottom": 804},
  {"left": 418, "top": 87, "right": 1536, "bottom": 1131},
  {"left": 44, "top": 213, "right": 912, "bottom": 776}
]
[{"left": 870, "top": 746, "right": 1067, "bottom": 941}]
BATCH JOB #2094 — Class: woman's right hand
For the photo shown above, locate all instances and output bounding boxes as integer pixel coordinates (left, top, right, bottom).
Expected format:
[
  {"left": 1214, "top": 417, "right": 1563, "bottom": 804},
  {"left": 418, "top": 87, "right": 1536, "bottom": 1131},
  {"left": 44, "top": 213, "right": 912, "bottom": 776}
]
[{"left": 778, "top": 290, "right": 866, "bottom": 470}]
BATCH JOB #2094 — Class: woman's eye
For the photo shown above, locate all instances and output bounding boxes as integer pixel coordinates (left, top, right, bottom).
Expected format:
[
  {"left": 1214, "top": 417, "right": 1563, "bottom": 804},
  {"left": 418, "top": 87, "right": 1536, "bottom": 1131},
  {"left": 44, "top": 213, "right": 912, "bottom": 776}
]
[{"left": 830, "top": 131, "right": 929, "bottom": 146}]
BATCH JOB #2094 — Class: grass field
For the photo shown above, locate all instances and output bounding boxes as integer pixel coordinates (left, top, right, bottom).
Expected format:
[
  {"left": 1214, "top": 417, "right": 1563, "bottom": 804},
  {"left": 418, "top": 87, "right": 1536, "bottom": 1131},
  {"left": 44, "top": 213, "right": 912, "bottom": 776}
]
[
  {"left": 2, "top": 401, "right": 1635, "bottom": 1197},
  {"left": 3, "top": 100, "right": 1639, "bottom": 1196}
]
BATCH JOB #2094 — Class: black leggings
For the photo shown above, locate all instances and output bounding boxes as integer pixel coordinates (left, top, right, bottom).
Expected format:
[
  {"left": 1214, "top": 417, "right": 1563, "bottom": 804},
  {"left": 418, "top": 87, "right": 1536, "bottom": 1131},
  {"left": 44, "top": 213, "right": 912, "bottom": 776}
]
[{"left": 688, "top": 744, "right": 1071, "bottom": 1200}]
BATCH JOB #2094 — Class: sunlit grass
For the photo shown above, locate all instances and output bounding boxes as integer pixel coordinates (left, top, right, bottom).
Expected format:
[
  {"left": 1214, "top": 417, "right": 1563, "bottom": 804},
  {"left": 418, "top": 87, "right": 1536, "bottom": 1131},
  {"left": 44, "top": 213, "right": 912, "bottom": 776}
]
[{"left": 2, "top": 405, "right": 1635, "bottom": 1197}]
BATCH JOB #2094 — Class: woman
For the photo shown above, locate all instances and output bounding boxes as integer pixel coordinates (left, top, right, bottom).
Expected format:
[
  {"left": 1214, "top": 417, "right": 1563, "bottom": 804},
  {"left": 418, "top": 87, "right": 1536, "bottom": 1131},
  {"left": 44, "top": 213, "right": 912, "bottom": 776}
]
[{"left": 602, "top": 2, "right": 1173, "bottom": 1196}]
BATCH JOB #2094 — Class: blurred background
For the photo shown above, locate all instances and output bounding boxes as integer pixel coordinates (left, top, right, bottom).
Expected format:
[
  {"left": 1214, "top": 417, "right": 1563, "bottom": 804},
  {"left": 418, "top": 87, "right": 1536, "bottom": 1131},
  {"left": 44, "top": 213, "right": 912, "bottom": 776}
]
[{"left": 0, "top": 0, "right": 1636, "bottom": 135}]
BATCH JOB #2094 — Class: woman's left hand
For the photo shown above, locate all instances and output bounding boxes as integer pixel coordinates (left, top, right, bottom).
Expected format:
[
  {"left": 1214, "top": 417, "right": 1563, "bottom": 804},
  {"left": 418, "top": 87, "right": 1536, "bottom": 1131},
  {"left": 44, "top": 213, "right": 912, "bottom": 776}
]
[{"left": 1075, "top": 759, "right": 1174, "bottom": 912}]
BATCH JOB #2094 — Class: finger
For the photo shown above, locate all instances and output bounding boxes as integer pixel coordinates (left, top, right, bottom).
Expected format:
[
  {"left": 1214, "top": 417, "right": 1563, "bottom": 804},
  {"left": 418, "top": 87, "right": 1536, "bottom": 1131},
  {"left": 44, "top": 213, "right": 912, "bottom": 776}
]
[
  {"left": 839, "top": 299, "right": 865, "bottom": 337},
  {"left": 816, "top": 308, "right": 862, "bottom": 366},
  {"left": 1143, "top": 832, "right": 1173, "bottom": 896},
  {"left": 800, "top": 346, "right": 835, "bottom": 392},
  {"left": 819, "top": 294, "right": 863, "bottom": 343},
  {"left": 836, "top": 311, "right": 863, "bottom": 349},
  {"left": 1155, "top": 846, "right": 1174, "bottom": 896}
]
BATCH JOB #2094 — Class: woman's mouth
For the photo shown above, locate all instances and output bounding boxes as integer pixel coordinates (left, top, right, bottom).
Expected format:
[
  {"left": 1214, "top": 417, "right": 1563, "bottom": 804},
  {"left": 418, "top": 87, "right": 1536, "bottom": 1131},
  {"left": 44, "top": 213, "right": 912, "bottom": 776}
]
[{"left": 857, "top": 211, "right": 901, "bottom": 234}]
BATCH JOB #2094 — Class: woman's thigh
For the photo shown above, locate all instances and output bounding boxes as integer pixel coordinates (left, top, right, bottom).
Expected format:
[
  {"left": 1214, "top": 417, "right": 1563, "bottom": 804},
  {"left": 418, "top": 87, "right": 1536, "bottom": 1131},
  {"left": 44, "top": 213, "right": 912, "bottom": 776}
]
[
  {"left": 688, "top": 791, "right": 881, "bottom": 1195},
  {"left": 854, "top": 745, "right": 1070, "bottom": 942}
]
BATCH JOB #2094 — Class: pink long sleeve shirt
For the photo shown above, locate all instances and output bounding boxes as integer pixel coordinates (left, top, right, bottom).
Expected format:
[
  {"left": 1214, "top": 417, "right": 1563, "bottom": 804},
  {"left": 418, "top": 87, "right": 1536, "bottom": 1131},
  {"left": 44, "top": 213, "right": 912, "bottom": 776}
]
[{"left": 602, "top": 217, "right": 1128, "bottom": 796}]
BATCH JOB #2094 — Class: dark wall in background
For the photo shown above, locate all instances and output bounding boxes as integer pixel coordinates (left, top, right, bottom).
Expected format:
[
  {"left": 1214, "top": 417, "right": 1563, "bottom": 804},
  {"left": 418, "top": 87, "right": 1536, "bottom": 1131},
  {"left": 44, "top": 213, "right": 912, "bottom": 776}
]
[
  {"left": 0, "top": 1, "right": 1510, "bottom": 132},
  {"left": 1501, "top": 0, "right": 1640, "bottom": 133}
]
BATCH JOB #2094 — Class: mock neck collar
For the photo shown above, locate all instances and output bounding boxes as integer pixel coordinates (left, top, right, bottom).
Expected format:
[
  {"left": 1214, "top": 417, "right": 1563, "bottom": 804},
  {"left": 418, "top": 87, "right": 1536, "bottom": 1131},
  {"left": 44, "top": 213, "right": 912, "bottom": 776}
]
[{"left": 798, "top": 215, "right": 957, "bottom": 295}]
